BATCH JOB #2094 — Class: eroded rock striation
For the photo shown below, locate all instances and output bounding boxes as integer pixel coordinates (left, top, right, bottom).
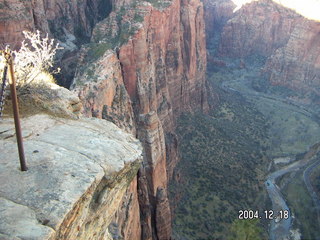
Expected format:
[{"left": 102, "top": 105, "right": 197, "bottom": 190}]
[
  {"left": 218, "top": 0, "right": 302, "bottom": 57},
  {"left": 0, "top": 114, "right": 142, "bottom": 240},
  {"left": 0, "top": 0, "right": 111, "bottom": 46},
  {"left": 264, "top": 19, "right": 320, "bottom": 97},
  {"left": 72, "top": 0, "right": 209, "bottom": 238},
  {"left": 202, "top": 0, "right": 235, "bottom": 42}
]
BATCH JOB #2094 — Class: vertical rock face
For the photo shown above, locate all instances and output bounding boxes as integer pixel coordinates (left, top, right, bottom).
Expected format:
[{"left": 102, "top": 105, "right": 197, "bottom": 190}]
[
  {"left": 202, "top": 0, "right": 235, "bottom": 41},
  {"left": 155, "top": 187, "right": 172, "bottom": 240},
  {"left": 117, "top": 0, "right": 208, "bottom": 119},
  {"left": 264, "top": 20, "right": 320, "bottom": 96},
  {"left": 71, "top": 0, "right": 209, "bottom": 238},
  {"left": 109, "top": 177, "right": 142, "bottom": 240},
  {"left": 218, "top": 0, "right": 302, "bottom": 57},
  {"left": 138, "top": 112, "right": 167, "bottom": 196},
  {"left": 72, "top": 51, "right": 136, "bottom": 134},
  {"left": 121, "top": 1, "right": 209, "bottom": 237},
  {"left": 0, "top": 0, "right": 110, "bottom": 46},
  {"left": 0, "top": 1, "right": 47, "bottom": 47}
]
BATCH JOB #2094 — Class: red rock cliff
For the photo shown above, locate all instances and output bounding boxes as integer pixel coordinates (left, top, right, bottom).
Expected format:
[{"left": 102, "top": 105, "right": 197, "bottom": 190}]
[
  {"left": 71, "top": 0, "right": 209, "bottom": 239},
  {"left": 0, "top": 0, "right": 109, "bottom": 45},
  {"left": 264, "top": 19, "right": 320, "bottom": 96},
  {"left": 218, "top": 0, "right": 302, "bottom": 57},
  {"left": 202, "top": 0, "right": 235, "bottom": 41}
]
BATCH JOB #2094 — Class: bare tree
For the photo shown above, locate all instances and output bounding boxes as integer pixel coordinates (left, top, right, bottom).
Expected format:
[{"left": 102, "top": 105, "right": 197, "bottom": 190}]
[{"left": 13, "top": 30, "right": 62, "bottom": 85}]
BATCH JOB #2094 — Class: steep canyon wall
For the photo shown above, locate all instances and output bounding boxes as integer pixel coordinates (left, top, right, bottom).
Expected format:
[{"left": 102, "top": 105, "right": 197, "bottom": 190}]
[
  {"left": 71, "top": 0, "right": 209, "bottom": 238},
  {"left": 0, "top": 0, "right": 209, "bottom": 239},
  {"left": 0, "top": 0, "right": 112, "bottom": 45}
]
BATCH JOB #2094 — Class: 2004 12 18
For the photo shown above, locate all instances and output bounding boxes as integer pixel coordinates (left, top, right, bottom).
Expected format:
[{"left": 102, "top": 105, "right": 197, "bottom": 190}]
[{"left": 238, "top": 209, "right": 290, "bottom": 220}]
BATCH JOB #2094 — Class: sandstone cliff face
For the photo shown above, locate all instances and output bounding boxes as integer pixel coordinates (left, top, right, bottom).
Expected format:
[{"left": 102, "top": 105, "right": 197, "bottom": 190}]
[
  {"left": 202, "top": 0, "right": 235, "bottom": 42},
  {"left": 72, "top": 50, "right": 136, "bottom": 134},
  {"left": 0, "top": 0, "right": 47, "bottom": 47},
  {"left": 109, "top": 177, "right": 141, "bottom": 240},
  {"left": 72, "top": 0, "right": 209, "bottom": 238},
  {"left": 218, "top": 0, "right": 302, "bottom": 58},
  {"left": 0, "top": 0, "right": 110, "bottom": 46},
  {"left": 264, "top": 19, "right": 320, "bottom": 96},
  {"left": 155, "top": 187, "right": 172, "bottom": 240}
]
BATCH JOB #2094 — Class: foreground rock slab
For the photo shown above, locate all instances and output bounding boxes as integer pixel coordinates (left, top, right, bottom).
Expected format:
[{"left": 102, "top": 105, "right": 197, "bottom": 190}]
[{"left": 0, "top": 114, "right": 142, "bottom": 240}]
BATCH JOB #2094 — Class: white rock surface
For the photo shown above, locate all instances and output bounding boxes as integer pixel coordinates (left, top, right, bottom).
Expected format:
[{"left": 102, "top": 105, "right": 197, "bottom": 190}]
[{"left": 0, "top": 114, "right": 142, "bottom": 240}]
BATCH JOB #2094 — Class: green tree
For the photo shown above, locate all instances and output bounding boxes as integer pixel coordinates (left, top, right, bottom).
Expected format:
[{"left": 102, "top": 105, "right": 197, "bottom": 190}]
[{"left": 228, "top": 219, "right": 262, "bottom": 240}]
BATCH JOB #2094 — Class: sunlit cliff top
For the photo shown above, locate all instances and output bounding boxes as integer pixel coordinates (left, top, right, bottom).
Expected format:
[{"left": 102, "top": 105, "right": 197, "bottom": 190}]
[
  {"left": 0, "top": 114, "right": 142, "bottom": 239},
  {"left": 232, "top": 0, "right": 320, "bottom": 21}
]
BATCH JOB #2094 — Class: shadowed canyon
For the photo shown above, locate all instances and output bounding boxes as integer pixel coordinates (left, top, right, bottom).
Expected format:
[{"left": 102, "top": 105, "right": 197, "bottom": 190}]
[{"left": 0, "top": 0, "right": 319, "bottom": 239}]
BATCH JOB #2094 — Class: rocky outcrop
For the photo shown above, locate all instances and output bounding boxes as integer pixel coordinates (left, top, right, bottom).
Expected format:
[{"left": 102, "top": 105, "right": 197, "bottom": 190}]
[
  {"left": 0, "top": 114, "right": 142, "bottom": 240},
  {"left": 3, "top": 81, "right": 82, "bottom": 119}
]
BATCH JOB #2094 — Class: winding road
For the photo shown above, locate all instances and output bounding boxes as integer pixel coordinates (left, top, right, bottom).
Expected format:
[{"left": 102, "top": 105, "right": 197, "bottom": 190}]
[
  {"left": 266, "top": 153, "right": 319, "bottom": 240},
  {"left": 220, "top": 76, "right": 320, "bottom": 239}
]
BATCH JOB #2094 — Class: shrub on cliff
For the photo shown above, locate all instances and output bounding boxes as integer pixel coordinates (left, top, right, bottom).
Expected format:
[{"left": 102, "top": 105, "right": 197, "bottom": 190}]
[{"left": 13, "top": 30, "right": 62, "bottom": 85}]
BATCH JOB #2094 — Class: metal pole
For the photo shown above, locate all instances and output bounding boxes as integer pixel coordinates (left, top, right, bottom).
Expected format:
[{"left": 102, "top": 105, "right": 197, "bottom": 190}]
[
  {"left": 0, "top": 65, "right": 8, "bottom": 118},
  {"left": 6, "top": 51, "right": 27, "bottom": 171}
]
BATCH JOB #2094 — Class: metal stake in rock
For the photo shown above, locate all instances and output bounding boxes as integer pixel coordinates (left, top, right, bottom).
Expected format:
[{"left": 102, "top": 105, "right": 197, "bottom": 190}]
[
  {"left": 0, "top": 64, "right": 8, "bottom": 118},
  {"left": 1, "top": 49, "right": 27, "bottom": 171}
]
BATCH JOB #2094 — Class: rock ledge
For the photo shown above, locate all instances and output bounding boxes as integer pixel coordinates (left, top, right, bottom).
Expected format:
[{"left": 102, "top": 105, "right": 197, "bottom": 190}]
[{"left": 0, "top": 114, "right": 142, "bottom": 240}]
